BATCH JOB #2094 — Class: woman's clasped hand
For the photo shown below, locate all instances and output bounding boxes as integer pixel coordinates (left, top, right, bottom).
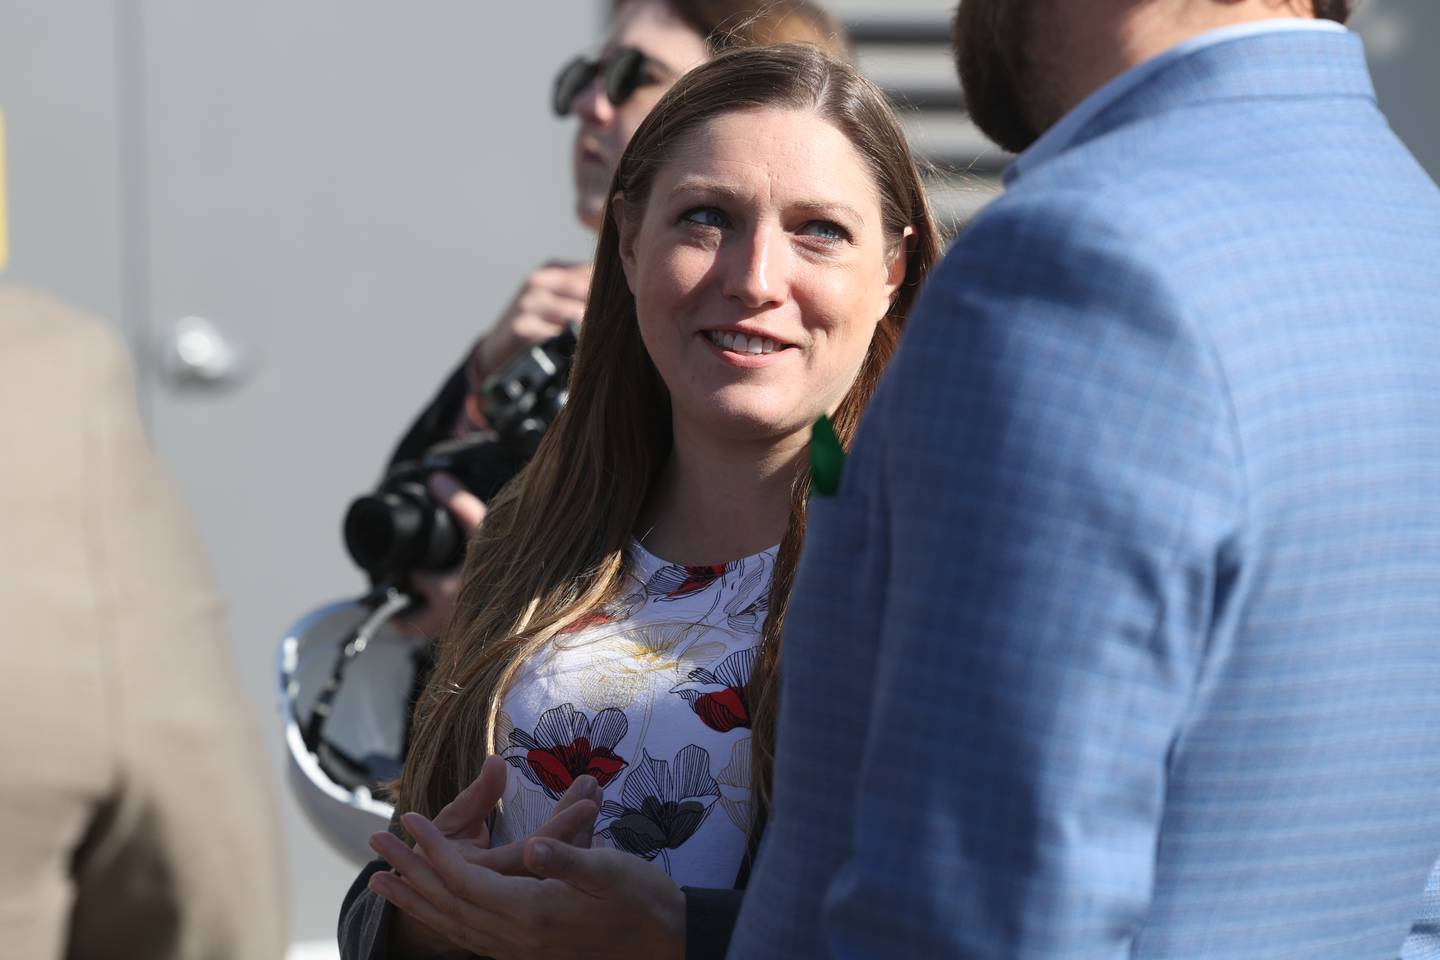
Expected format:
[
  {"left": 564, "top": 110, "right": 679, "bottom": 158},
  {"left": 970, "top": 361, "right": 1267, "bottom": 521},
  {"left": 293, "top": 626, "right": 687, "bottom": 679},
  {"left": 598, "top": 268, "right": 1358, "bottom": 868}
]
[{"left": 368, "top": 755, "right": 685, "bottom": 960}]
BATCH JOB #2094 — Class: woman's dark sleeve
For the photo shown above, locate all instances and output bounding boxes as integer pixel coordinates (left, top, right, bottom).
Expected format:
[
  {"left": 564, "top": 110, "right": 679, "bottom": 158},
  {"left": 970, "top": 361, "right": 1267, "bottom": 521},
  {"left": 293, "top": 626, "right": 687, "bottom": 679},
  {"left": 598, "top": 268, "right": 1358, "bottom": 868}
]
[
  {"left": 681, "top": 888, "right": 745, "bottom": 960},
  {"left": 342, "top": 853, "right": 741, "bottom": 959},
  {"left": 338, "top": 859, "right": 397, "bottom": 959},
  {"left": 681, "top": 808, "right": 761, "bottom": 957},
  {"left": 386, "top": 361, "right": 471, "bottom": 469}
]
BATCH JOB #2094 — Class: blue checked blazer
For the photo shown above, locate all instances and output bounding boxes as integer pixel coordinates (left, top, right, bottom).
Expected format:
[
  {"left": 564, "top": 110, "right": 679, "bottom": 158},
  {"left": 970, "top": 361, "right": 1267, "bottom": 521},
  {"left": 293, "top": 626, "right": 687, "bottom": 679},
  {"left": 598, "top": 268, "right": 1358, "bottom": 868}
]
[{"left": 730, "top": 29, "right": 1440, "bottom": 960}]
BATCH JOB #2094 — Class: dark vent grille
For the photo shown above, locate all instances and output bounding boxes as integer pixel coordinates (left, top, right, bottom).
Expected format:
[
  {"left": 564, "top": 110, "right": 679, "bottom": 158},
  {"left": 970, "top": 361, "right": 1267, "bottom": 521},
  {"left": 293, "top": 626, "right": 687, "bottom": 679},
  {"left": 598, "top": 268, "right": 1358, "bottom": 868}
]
[{"left": 830, "top": 0, "right": 1007, "bottom": 232}]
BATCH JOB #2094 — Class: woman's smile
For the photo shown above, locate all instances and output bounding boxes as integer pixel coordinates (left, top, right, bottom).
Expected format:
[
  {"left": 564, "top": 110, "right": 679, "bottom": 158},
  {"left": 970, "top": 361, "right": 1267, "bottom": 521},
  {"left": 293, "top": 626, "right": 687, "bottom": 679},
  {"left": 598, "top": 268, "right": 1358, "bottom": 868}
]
[{"left": 698, "top": 326, "right": 799, "bottom": 367}]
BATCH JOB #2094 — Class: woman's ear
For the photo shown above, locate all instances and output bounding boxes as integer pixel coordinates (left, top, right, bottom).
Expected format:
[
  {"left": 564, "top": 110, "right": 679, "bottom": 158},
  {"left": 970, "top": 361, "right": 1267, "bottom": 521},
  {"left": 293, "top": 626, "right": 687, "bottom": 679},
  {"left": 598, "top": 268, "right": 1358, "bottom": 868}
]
[
  {"left": 613, "top": 194, "right": 638, "bottom": 289},
  {"left": 882, "top": 225, "right": 915, "bottom": 309}
]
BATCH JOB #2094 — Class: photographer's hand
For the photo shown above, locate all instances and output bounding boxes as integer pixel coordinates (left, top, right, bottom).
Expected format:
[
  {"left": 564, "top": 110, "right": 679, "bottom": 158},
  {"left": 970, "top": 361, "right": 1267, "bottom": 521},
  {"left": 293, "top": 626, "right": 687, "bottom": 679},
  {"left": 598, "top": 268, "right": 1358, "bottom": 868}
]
[
  {"left": 396, "top": 472, "right": 487, "bottom": 641},
  {"left": 472, "top": 261, "right": 592, "bottom": 379}
]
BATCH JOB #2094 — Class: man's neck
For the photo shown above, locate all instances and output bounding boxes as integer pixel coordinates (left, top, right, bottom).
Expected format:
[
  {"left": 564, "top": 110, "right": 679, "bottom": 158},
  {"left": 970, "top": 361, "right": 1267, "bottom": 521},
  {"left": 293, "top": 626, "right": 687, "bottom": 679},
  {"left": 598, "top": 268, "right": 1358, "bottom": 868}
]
[{"left": 1031, "top": 0, "right": 1318, "bottom": 130}]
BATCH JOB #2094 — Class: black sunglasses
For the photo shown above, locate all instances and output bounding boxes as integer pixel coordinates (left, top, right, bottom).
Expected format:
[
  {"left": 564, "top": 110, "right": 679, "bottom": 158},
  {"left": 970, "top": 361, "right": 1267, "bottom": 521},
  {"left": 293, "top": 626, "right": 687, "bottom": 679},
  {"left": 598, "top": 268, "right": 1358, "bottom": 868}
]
[{"left": 552, "top": 47, "right": 658, "bottom": 117}]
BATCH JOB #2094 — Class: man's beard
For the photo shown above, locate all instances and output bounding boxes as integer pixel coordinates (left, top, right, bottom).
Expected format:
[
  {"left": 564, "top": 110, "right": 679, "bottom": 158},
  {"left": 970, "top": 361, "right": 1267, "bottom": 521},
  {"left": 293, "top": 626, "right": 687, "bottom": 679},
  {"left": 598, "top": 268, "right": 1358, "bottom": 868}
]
[{"left": 952, "top": 0, "right": 1044, "bottom": 155}]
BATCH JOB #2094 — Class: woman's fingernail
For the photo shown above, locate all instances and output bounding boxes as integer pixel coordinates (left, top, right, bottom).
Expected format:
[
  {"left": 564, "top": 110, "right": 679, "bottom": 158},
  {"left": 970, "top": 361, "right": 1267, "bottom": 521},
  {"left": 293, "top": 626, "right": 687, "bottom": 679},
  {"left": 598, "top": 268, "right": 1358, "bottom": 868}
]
[{"left": 530, "top": 840, "right": 553, "bottom": 869}]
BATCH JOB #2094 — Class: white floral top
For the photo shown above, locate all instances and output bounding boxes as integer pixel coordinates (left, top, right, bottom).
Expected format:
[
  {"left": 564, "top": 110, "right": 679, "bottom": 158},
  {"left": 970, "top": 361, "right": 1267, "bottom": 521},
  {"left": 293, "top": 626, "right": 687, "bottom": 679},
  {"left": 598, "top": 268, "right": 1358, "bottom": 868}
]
[{"left": 490, "top": 541, "right": 773, "bottom": 887}]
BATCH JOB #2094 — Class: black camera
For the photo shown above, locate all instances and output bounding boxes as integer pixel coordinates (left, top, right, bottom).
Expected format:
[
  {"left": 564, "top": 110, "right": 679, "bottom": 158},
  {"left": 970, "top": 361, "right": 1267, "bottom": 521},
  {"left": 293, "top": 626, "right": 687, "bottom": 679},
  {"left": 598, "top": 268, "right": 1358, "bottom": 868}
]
[{"left": 342, "top": 323, "right": 579, "bottom": 586}]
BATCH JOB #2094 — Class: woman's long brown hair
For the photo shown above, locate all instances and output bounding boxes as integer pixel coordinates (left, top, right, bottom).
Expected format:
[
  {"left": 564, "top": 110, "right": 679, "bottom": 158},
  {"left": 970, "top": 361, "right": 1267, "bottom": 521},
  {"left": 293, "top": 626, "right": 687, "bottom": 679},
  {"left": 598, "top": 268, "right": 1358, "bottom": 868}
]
[{"left": 396, "top": 43, "right": 941, "bottom": 831}]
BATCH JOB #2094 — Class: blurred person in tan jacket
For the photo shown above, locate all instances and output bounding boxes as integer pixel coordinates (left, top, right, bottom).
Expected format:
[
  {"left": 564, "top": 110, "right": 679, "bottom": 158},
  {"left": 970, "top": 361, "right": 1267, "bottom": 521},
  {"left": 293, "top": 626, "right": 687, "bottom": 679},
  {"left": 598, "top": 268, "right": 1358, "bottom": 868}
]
[{"left": 0, "top": 286, "right": 285, "bottom": 959}]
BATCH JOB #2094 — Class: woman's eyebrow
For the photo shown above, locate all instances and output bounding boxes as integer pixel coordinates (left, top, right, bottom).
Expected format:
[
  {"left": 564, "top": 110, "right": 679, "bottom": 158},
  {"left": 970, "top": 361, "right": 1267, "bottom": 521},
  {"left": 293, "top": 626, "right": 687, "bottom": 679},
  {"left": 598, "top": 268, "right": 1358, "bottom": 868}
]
[
  {"left": 642, "top": 50, "right": 686, "bottom": 77},
  {"left": 668, "top": 179, "right": 867, "bottom": 225},
  {"left": 791, "top": 200, "right": 867, "bottom": 228},
  {"left": 668, "top": 180, "right": 744, "bottom": 202}
]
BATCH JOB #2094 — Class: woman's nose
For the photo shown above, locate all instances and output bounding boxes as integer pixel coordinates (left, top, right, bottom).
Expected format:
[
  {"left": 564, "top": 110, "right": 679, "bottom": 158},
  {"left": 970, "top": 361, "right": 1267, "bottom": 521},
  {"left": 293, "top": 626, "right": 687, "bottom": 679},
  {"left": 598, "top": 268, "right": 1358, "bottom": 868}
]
[
  {"left": 723, "top": 227, "right": 788, "bottom": 310},
  {"left": 573, "top": 74, "right": 615, "bottom": 126}
]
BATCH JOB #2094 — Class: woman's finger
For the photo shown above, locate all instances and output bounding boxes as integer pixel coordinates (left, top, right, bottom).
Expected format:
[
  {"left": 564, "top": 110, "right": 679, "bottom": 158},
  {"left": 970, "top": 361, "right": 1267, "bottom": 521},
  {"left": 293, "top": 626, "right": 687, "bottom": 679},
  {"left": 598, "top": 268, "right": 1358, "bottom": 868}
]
[
  {"left": 432, "top": 754, "right": 508, "bottom": 836},
  {"left": 549, "top": 774, "right": 601, "bottom": 817},
  {"left": 405, "top": 813, "right": 533, "bottom": 919},
  {"left": 514, "top": 288, "right": 587, "bottom": 331},
  {"left": 531, "top": 261, "right": 594, "bottom": 301},
  {"left": 460, "top": 801, "right": 592, "bottom": 877},
  {"left": 369, "top": 828, "right": 456, "bottom": 907},
  {"left": 368, "top": 871, "right": 468, "bottom": 951},
  {"left": 468, "top": 799, "right": 600, "bottom": 877},
  {"left": 535, "top": 798, "right": 599, "bottom": 850},
  {"left": 465, "top": 840, "right": 530, "bottom": 875},
  {"left": 404, "top": 812, "right": 501, "bottom": 901},
  {"left": 428, "top": 472, "right": 488, "bottom": 532}
]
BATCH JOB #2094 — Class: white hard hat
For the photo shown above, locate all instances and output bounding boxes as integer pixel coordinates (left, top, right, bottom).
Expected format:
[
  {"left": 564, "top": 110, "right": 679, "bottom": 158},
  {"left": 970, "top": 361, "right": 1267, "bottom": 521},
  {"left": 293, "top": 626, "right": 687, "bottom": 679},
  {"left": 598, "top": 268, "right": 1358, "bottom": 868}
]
[{"left": 277, "top": 593, "right": 425, "bottom": 865}]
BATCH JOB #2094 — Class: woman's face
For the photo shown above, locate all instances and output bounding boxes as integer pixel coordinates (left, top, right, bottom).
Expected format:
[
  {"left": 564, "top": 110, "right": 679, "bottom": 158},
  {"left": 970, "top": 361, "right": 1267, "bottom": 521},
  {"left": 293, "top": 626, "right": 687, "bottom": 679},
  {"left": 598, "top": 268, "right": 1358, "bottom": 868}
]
[
  {"left": 619, "top": 106, "right": 908, "bottom": 450},
  {"left": 572, "top": 0, "right": 709, "bottom": 231}
]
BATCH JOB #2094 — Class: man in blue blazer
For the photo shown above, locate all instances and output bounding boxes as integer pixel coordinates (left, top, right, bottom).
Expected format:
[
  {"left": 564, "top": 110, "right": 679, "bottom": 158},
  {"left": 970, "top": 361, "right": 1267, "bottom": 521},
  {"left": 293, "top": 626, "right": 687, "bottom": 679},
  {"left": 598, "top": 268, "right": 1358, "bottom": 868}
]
[{"left": 731, "top": 1, "right": 1440, "bottom": 957}]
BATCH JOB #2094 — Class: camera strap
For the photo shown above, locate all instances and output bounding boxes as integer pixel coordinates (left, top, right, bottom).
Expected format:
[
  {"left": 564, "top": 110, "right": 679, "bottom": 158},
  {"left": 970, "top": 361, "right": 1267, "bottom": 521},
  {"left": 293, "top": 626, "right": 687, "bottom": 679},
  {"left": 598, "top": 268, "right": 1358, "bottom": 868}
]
[{"left": 301, "top": 586, "right": 414, "bottom": 755}]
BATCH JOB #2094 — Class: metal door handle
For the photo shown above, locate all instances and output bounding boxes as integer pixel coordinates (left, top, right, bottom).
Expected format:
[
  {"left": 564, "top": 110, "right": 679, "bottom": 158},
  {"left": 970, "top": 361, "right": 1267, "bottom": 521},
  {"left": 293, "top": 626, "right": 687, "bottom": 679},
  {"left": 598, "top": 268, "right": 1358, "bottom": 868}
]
[{"left": 162, "top": 316, "right": 246, "bottom": 386}]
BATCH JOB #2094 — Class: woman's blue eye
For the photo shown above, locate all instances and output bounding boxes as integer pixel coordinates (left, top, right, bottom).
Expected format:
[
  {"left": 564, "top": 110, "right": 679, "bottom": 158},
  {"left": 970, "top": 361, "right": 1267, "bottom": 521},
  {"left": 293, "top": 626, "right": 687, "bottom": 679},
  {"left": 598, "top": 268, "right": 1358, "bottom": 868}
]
[
  {"left": 682, "top": 207, "right": 729, "bottom": 229},
  {"left": 801, "top": 220, "right": 849, "bottom": 241}
]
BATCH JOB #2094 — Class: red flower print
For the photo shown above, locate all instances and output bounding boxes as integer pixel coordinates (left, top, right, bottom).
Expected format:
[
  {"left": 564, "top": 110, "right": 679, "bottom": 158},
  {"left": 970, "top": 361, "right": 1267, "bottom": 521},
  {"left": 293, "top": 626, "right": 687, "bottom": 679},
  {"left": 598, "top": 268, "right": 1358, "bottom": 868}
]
[
  {"left": 644, "top": 563, "right": 727, "bottom": 600},
  {"left": 671, "top": 647, "right": 756, "bottom": 732},
  {"left": 558, "top": 608, "right": 614, "bottom": 635},
  {"left": 502, "top": 704, "right": 628, "bottom": 799}
]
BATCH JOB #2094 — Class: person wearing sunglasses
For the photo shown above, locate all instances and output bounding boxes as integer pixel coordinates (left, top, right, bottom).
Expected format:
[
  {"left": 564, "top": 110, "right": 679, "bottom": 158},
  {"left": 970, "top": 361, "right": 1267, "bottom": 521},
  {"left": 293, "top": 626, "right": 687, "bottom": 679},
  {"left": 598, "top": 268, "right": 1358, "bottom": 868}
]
[{"left": 388, "top": 0, "right": 849, "bottom": 642}]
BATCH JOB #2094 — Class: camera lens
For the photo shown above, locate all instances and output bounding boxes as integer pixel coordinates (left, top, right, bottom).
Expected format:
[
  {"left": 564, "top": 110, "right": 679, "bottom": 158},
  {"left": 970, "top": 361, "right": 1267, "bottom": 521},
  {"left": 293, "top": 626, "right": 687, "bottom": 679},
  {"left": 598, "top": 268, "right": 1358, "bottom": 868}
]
[
  {"left": 344, "top": 481, "right": 468, "bottom": 582},
  {"left": 344, "top": 491, "right": 426, "bottom": 578}
]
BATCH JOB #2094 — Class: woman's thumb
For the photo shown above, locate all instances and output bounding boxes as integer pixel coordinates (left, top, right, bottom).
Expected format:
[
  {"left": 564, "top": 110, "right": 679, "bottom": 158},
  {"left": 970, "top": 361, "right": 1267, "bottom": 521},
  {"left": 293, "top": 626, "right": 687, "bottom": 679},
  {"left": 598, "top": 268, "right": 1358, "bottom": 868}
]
[{"left": 524, "top": 838, "right": 605, "bottom": 893}]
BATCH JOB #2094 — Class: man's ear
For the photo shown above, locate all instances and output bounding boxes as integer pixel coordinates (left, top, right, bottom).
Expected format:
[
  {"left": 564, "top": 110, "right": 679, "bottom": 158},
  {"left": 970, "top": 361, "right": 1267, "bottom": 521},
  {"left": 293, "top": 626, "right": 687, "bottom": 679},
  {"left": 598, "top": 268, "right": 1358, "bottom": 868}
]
[
  {"left": 613, "top": 193, "right": 638, "bottom": 289},
  {"left": 882, "top": 225, "right": 915, "bottom": 310}
]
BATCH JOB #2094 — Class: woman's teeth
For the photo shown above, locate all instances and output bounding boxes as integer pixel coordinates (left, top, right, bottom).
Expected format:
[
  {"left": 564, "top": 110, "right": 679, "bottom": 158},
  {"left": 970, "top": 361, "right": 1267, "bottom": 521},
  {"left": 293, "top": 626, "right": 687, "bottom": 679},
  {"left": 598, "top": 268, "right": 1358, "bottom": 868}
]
[{"left": 705, "top": 330, "right": 783, "bottom": 355}]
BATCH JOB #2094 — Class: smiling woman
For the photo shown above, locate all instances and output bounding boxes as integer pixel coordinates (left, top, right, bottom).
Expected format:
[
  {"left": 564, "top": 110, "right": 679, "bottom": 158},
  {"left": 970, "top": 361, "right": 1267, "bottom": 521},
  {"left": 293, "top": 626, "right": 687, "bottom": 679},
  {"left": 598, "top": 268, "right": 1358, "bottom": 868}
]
[
  {"left": 343, "top": 43, "right": 941, "bottom": 960},
  {"left": 621, "top": 106, "right": 910, "bottom": 448}
]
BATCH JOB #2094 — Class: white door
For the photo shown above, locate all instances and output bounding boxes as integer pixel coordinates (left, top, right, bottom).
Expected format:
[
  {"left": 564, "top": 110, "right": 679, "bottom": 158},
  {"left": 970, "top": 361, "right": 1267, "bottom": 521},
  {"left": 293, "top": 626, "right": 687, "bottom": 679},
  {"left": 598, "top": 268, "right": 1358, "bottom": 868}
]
[{"left": 133, "top": 2, "right": 599, "bottom": 945}]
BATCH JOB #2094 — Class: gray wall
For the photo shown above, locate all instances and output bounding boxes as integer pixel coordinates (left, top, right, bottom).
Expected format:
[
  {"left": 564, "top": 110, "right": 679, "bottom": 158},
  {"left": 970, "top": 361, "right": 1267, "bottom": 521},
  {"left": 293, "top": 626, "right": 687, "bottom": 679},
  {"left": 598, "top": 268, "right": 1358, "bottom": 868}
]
[{"left": 1356, "top": 0, "right": 1440, "bottom": 177}]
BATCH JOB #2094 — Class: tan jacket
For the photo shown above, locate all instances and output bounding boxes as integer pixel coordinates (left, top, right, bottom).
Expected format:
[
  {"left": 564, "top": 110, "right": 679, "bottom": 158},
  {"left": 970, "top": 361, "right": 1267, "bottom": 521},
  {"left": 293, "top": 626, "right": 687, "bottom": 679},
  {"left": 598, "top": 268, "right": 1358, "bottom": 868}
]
[{"left": 0, "top": 287, "right": 285, "bottom": 959}]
